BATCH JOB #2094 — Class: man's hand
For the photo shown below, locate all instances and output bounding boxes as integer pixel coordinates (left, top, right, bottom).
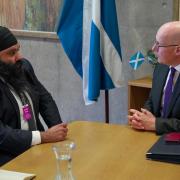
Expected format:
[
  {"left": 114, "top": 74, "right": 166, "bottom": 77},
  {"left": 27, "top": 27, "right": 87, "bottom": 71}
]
[
  {"left": 128, "top": 108, "right": 156, "bottom": 131},
  {"left": 40, "top": 123, "right": 68, "bottom": 143}
]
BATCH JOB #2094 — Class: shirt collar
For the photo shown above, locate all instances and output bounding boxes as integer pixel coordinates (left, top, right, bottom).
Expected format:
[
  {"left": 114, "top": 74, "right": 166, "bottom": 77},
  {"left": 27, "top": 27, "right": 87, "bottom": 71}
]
[
  {"left": 169, "top": 65, "right": 180, "bottom": 72},
  {"left": 174, "top": 64, "right": 180, "bottom": 72}
]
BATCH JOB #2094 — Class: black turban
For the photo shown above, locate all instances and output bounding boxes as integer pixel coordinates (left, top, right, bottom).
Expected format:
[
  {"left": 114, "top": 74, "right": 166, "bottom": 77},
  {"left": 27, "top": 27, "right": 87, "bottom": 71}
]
[{"left": 0, "top": 26, "right": 17, "bottom": 52}]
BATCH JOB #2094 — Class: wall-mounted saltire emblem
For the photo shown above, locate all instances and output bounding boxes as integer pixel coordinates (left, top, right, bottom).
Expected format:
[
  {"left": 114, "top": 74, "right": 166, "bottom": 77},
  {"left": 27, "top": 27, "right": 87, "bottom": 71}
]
[{"left": 129, "top": 51, "right": 145, "bottom": 70}]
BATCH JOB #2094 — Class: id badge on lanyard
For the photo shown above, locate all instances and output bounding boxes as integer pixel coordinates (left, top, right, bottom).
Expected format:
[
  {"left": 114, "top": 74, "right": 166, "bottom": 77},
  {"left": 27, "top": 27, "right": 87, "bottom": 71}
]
[{"left": 22, "top": 104, "right": 32, "bottom": 121}]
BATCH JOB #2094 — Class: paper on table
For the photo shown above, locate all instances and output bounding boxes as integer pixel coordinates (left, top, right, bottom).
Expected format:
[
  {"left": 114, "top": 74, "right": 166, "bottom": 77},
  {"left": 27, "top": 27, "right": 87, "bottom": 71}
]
[{"left": 0, "top": 169, "right": 36, "bottom": 180}]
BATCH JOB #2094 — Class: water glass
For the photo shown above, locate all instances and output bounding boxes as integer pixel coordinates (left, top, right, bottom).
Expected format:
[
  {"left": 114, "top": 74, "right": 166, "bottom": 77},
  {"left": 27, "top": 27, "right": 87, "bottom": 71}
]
[{"left": 52, "top": 141, "right": 75, "bottom": 180}]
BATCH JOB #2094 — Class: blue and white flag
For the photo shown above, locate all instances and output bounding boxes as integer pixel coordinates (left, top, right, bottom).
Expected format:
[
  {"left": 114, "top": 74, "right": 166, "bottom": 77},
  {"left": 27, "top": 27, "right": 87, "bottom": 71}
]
[
  {"left": 57, "top": 0, "right": 124, "bottom": 105},
  {"left": 129, "top": 51, "right": 145, "bottom": 70}
]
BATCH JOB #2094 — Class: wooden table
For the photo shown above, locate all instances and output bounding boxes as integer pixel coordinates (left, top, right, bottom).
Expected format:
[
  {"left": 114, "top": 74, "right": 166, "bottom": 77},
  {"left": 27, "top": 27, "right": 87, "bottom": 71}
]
[{"left": 2, "top": 121, "right": 180, "bottom": 180}]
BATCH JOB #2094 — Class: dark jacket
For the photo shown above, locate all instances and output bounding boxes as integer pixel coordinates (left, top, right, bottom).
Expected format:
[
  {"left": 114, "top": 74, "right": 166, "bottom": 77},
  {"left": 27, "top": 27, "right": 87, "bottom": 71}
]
[
  {"left": 0, "top": 59, "right": 62, "bottom": 165},
  {"left": 144, "top": 63, "right": 180, "bottom": 135}
]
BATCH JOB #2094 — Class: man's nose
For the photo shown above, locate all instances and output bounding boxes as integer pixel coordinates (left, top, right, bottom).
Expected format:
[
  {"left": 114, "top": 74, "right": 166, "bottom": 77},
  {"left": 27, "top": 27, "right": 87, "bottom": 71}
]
[
  {"left": 15, "top": 52, "right": 23, "bottom": 62},
  {"left": 151, "top": 44, "right": 158, "bottom": 59},
  {"left": 152, "top": 44, "right": 156, "bottom": 52}
]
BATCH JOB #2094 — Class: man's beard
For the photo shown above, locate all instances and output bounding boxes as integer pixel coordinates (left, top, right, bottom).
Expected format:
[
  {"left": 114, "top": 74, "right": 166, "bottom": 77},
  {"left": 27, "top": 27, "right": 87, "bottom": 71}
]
[{"left": 0, "top": 59, "right": 28, "bottom": 93}]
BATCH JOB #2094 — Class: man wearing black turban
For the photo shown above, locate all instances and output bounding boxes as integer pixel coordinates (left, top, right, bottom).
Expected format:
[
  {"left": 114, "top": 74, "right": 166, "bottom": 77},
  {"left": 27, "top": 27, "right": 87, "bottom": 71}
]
[{"left": 0, "top": 26, "right": 68, "bottom": 166}]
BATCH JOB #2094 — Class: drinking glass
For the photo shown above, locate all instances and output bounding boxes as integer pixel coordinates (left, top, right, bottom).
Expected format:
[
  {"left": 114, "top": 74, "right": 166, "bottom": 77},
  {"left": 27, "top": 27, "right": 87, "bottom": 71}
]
[{"left": 52, "top": 141, "right": 75, "bottom": 180}]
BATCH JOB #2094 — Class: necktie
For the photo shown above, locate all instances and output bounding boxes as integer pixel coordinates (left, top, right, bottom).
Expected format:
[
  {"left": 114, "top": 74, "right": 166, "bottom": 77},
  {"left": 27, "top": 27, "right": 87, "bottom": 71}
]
[
  {"left": 162, "top": 67, "right": 176, "bottom": 118},
  {"left": 20, "top": 92, "right": 37, "bottom": 130}
]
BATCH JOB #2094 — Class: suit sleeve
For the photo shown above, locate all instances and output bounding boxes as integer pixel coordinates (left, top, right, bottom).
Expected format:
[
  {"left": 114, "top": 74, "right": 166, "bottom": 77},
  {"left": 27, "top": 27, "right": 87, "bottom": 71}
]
[
  {"left": 155, "top": 117, "right": 180, "bottom": 135},
  {"left": 22, "top": 59, "right": 62, "bottom": 127},
  {"left": 143, "top": 91, "right": 153, "bottom": 112},
  {"left": 0, "top": 122, "right": 32, "bottom": 156}
]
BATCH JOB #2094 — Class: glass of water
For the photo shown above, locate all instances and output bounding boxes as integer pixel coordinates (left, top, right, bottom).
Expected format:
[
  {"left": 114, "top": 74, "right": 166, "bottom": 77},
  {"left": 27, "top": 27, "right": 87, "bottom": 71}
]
[{"left": 52, "top": 141, "right": 75, "bottom": 180}]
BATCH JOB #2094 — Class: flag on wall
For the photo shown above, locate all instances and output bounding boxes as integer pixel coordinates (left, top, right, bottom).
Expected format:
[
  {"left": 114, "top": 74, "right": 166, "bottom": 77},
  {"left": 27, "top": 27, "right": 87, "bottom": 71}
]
[
  {"left": 129, "top": 51, "right": 145, "bottom": 70},
  {"left": 57, "top": 0, "right": 124, "bottom": 105}
]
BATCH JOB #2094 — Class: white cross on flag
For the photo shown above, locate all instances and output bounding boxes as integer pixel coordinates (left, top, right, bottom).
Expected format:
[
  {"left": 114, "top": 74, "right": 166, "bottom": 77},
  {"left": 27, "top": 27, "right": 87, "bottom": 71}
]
[{"left": 129, "top": 51, "right": 145, "bottom": 70}]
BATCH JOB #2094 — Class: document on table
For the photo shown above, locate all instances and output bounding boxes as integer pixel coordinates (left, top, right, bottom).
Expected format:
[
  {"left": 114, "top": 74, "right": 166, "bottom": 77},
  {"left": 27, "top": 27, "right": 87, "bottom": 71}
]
[{"left": 0, "top": 169, "right": 36, "bottom": 180}]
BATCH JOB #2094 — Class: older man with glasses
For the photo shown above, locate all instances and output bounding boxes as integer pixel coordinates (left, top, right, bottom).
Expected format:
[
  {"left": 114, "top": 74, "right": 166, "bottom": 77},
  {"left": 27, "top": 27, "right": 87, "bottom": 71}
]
[{"left": 128, "top": 21, "right": 180, "bottom": 135}]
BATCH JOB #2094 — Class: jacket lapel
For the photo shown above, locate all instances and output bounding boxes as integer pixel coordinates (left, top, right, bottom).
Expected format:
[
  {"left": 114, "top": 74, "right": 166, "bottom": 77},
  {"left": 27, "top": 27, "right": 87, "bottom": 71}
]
[{"left": 2, "top": 83, "right": 21, "bottom": 128}]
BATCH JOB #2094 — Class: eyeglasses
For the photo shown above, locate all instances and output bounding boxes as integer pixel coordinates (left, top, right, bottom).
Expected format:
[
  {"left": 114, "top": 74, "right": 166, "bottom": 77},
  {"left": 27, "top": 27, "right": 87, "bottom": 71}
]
[{"left": 153, "top": 41, "right": 179, "bottom": 50}]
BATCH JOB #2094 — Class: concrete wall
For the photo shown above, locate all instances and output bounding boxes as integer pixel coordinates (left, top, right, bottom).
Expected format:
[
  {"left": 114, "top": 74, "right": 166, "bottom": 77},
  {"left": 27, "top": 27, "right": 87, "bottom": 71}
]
[{"left": 17, "top": 0, "right": 173, "bottom": 124}]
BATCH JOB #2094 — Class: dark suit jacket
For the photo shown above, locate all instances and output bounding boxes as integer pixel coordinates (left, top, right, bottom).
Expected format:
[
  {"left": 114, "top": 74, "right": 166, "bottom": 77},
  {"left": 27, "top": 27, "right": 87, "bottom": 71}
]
[
  {"left": 0, "top": 59, "right": 62, "bottom": 166},
  {"left": 144, "top": 63, "right": 180, "bottom": 135}
]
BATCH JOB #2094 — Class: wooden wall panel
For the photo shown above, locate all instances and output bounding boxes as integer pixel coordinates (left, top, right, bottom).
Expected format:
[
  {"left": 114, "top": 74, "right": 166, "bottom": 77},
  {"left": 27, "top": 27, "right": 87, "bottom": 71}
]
[{"left": 0, "top": 0, "right": 61, "bottom": 31}]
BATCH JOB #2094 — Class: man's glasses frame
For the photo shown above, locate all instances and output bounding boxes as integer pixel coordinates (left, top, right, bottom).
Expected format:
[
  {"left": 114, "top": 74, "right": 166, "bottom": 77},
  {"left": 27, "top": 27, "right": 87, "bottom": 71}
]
[{"left": 154, "top": 41, "right": 180, "bottom": 50}]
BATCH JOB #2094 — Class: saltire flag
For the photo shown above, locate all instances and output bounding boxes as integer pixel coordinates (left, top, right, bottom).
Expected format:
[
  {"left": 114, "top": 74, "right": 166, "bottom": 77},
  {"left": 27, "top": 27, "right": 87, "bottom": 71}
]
[
  {"left": 57, "top": 0, "right": 124, "bottom": 105},
  {"left": 129, "top": 51, "right": 145, "bottom": 70}
]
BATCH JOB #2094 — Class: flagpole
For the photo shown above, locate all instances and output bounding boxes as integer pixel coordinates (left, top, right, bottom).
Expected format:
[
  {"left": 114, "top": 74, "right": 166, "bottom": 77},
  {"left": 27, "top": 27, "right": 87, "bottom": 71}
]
[{"left": 105, "top": 90, "right": 109, "bottom": 123}]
